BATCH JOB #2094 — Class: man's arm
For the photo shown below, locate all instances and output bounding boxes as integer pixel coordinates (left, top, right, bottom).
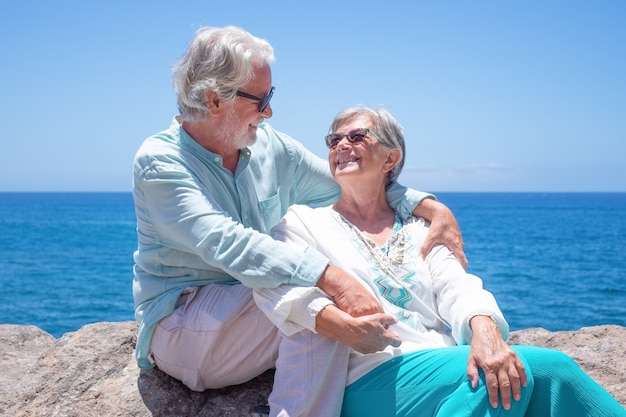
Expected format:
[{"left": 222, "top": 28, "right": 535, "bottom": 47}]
[
  {"left": 413, "top": 198, "right": 467, "bottom": 269},
  {"left": 316, "top": 265, "right": 383, "bottom": 317},
  {"left": 385, "top": 183, "right": 467, "bottom": 269},
  {"left": 253, "top": 282, "right": 399, "bottom": 354},
  {"left": 134, "top": 158, "right": 324, "bottom": 289}
]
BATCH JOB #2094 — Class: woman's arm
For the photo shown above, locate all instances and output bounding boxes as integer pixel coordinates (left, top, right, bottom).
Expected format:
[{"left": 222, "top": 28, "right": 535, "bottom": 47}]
[{"left": 467, "top": 315, "right": 527, "bottom": 411}]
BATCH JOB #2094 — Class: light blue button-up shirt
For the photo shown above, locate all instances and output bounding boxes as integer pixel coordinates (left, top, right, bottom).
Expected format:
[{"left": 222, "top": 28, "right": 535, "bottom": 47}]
[{"left": 132, "top": 117, "right": 432, "bottom": 368}]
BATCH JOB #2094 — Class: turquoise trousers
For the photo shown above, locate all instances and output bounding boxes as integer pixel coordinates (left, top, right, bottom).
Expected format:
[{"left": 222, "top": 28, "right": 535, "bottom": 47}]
[{"left": 342, "top": 345, "right": 626, "bottom": 416}]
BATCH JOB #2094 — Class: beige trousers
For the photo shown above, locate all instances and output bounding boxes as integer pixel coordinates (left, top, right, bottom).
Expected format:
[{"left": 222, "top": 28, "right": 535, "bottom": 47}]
[
  {"left": 150, "top": 284, "right": 280, "bottom": 390},
  {"left": 150, "top": 283, "right": 350, "bottom": 416}
]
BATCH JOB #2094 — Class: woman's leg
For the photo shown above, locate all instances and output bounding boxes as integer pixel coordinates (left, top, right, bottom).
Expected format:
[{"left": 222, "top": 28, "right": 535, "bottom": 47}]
[
  {"left": 342, "top": 345, "right": 533, "bottom": 417},
  {"left": 512, "top": 346, "right": 626, "bottom": 417}
]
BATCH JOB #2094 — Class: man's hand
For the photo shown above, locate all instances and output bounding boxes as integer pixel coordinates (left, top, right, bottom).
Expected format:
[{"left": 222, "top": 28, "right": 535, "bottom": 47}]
[
  {"left": 317, "top": 265, "right": 384, "bottom": 317},
  {"left": 467, "top": 316, "right": 527, "bottom": 410},
  {"left": 316, "top": 306, "right": 401, "bottom": 353},
  {"left": 413, "top": 199, "right": 468, "bottom": 269}
]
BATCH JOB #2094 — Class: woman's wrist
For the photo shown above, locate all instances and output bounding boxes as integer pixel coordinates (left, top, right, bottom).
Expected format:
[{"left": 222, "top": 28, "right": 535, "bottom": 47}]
[{"left": 469, "top": 314, "right": 497, "bottom": 330}]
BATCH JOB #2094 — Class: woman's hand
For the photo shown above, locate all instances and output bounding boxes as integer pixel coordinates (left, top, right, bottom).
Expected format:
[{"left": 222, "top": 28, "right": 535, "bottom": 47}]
[
  {"left": 315, "top": 306, "right": 401, "bottom": 354},
  {"left": 412, "top": 199, "right": 468, "bottom": 269},
  {"left": 467, "top": 315, "right": 527, "bottom": 410}
]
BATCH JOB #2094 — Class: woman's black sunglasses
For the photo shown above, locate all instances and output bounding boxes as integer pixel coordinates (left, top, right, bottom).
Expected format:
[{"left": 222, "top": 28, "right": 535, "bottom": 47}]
[{"left": 324, "top": 128, "right": 384, "bottom": 149}]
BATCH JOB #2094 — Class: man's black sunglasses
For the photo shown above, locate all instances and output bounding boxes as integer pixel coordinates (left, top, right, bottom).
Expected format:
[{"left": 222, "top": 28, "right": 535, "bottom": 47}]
[{"left": 235, "top": 86, "right": 275, "bottom": 113}]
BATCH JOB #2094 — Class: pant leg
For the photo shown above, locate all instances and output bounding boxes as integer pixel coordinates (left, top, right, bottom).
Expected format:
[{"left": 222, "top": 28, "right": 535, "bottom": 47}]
[
  {"left": 342, "top": 346, "right": 533, "bottom": 417},
  {"left": 512, "top": 346, "right": 626, "bottom": 417},
  {"left": 270, "top": 329, "right": 351, "bottom": 417},
  {"left": 150, "top": 284, "right": 281, "bottom": 391}
]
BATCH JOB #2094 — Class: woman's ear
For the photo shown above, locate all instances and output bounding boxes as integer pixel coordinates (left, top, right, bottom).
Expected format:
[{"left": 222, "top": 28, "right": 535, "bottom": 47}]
[{"left": 382, "top": 149, "right": 401, "bottom": 173}]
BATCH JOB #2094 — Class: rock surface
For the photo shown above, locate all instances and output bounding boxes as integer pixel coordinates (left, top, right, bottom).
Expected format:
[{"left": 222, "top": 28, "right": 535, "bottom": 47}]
[{"left": 0, "top": 321, "right": 624, "bottom": 416}]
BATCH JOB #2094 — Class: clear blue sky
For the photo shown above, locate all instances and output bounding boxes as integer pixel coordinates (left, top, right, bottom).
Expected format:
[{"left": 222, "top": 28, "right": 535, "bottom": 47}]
[{"left": 1, "top": 1, "right": 624, "bottom": 192}]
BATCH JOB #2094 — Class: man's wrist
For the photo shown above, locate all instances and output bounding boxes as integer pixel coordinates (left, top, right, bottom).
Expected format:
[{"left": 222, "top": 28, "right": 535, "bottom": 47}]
[
  {"left": 316, "top": 265, "right": 340, "bottom": 297},
  {"left": 413, "top": 197, "right": 439, "bottom": 222}
]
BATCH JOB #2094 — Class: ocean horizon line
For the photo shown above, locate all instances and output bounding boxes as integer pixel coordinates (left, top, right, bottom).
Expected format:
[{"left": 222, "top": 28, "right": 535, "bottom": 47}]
[{"left": 2, "top": 190, "right": 626, "bottom": 195}]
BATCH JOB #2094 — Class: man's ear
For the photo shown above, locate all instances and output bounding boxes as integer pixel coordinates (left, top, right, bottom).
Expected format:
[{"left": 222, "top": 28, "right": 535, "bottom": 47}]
[
  {"left": 382, "top": 149, "right": 401, "bottom": 173},
  {"left": 205, "top": 90, "right": 221, "bottom": 114}
]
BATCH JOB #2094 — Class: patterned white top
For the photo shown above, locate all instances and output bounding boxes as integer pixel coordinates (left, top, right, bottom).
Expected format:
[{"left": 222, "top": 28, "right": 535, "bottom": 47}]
[{"left": 254, "top": 204, "right": 508, "bottom": 384}]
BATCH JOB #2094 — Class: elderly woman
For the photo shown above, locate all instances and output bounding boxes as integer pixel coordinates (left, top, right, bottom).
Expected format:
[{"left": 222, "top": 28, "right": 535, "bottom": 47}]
[{"left": 254, "top": 106, "right": 626, "bottom": 417}]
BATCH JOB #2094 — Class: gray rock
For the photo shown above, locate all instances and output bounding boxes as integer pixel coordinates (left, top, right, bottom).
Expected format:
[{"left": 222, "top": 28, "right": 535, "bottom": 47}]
[
  {"left": 508, "top": 324, "right": 626, "bottom": 407},
  {"left": 0, "top": 321, "right": 624, "bottom": 416}
]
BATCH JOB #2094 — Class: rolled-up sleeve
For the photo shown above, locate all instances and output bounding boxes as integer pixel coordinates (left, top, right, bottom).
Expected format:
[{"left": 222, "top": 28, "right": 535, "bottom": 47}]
[
  {"left": 253, "top": 206, "right": 336, "bottom": 334},
  {"left": 426, "top": 244, "right": 509, "bottom": 344}
]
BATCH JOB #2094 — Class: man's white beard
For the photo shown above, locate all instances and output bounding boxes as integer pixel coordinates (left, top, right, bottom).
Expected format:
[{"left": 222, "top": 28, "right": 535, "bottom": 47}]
[{"left": 216, "top": 106, "right": 256, "bottom": 150}]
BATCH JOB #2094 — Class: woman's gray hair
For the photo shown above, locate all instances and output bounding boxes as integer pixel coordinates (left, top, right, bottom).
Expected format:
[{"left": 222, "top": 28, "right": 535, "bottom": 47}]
[
  {"left": 172, "top": 26, "right": 275, "bottom": 122},
  {"left": 329, "top": 106, "right": 406, "bottom": 186}
]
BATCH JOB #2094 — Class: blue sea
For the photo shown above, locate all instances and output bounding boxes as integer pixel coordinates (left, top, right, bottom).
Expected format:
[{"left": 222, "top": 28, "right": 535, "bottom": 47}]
[{"left": 1, "top": 192, "right": 625, "bottom": 338}]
